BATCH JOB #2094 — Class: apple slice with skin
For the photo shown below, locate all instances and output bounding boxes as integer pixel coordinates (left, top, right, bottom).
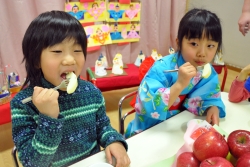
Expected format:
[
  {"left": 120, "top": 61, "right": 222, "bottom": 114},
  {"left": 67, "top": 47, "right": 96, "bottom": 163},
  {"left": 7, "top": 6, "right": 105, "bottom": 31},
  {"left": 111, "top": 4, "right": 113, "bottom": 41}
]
[
  {"left": 66, "top": 72, "right": 78, "bottom": 94},
  {"left": 202, "top": 63, "right": 211, "bottom": 78}
]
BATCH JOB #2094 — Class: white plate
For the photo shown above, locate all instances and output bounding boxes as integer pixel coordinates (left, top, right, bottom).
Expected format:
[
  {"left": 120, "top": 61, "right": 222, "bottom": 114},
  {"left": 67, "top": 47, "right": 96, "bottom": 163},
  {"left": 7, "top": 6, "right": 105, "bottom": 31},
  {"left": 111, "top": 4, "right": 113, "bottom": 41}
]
[{"left": 88, "top": 162, "right": 113, "bottom": 167}]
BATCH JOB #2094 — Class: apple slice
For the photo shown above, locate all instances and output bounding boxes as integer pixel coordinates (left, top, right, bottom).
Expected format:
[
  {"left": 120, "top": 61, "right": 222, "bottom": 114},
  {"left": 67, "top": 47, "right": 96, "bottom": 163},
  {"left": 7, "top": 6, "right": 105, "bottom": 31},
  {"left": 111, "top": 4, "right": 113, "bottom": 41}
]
[
  {"left": 202, "top": 63, "right": 211, "bottom": 78},
  {"left": 66, "top": 72, "right": 78, "bottom": 94}
]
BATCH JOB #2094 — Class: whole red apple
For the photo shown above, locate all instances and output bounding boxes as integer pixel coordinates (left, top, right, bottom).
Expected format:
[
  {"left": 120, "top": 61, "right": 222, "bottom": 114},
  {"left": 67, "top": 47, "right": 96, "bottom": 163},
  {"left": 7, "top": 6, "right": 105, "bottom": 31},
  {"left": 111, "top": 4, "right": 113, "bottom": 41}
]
[
  {"left": 200, "top": 157, "right": 234, "bottom": 167},
  {"left": 236, "top": 152, "right": 250, "bottom": 167},
  {"left": 193, "top": 131, "right": 229, "bottom": 161},
  {"left": 176, "top": 152, "right": 200, "bottom": 167},
  {"left": 227, "top": 130, "right": 250, "bottom": 159}
]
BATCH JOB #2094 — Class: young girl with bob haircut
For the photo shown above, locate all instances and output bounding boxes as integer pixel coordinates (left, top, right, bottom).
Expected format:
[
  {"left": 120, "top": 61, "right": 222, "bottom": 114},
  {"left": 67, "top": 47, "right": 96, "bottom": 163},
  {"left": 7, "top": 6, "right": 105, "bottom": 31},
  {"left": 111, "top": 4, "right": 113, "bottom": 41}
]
[
  {"left": 11, "top": 11, "right": 130, "bottom": 167},
  {"left": 125, "top": 8, "right": 226, "bottom": 138}
]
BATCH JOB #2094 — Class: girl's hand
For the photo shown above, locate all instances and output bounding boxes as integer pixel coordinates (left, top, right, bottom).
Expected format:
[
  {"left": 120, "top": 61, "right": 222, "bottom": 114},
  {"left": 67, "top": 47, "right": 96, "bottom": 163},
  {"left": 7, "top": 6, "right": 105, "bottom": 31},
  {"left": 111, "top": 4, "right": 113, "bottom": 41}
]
[
  {"left": 238, "top": 64, "right": 250, "bottom": 81},
  {"left": 176, "top": 62, "right": 197, "bottom": 89},
  {"left": 105, "top": 142, "right": 130, "bottom": 167},
  {"left": 206, "top": 106, "right": 220, "bottom": 126},
  {"left": 32, "top": 86, "right": 60, "bottom": 118}
]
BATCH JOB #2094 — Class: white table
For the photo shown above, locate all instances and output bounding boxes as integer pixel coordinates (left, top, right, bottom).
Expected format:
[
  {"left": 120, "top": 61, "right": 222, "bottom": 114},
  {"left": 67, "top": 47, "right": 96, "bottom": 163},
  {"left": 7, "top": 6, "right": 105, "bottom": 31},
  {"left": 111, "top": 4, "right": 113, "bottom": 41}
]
[{"left": 70, "top": 92, "right": 250, "bottom": 167}]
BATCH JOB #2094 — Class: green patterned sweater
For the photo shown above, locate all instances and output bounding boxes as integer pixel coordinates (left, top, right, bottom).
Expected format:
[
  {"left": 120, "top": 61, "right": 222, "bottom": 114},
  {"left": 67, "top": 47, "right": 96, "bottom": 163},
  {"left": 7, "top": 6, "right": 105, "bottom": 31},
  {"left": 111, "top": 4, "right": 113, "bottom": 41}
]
[{"left": 11, "top": 77, "right": 127, "bottom": 167}]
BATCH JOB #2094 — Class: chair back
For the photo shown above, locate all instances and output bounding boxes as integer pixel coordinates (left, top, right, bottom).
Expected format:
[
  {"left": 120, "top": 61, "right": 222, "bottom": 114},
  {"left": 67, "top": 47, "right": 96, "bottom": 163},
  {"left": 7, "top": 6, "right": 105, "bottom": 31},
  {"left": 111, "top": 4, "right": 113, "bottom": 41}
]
[{"left": 11, "top": 146, "right": 19, "bottom": 167}]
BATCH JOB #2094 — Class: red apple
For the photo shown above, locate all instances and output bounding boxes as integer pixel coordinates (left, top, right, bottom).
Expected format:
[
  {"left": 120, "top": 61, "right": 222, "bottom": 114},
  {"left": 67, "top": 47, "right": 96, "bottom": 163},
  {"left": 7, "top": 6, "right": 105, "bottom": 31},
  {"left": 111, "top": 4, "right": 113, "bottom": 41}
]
[
  {"left": 227, "top": 130, "right": 250, "bottom": 159},
  {"left": 176, "top": 152, "right": 200, "bottom": 167},
  {"left": 193, "top": 131, "right": 229, "bottom": 161},
  {"left": 236, "top": 152, "right": 250, "bottom": 167},
  {"left": 200, "top": 157, "right": 234, "bottom": 167}
]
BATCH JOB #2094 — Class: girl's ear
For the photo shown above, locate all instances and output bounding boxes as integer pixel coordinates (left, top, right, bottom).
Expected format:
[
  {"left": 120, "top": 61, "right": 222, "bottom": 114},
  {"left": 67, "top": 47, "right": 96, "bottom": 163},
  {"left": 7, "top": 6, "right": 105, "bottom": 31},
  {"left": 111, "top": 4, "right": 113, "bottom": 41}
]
[{"left": 176, "top": 38, "right": 179, "bottom": 47}]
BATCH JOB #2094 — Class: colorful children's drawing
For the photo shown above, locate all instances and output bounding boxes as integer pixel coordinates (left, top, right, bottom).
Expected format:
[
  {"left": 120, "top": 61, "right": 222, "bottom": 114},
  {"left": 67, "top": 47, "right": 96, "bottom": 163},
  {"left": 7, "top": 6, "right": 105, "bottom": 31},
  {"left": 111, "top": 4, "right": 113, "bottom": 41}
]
[
  {"left": 83, "top": 1, "right": 106, "bottom": 22},
  {"left": 110, "top": 23, "right": 123, "bottom": 40},
  {"left": 125, "top": 3, "right": 141, "bottom": 20},
  {"left": 107, "top": 3, "right": 125, "bottom": 22},
  {"left": 127, "top": 24, "right": 140, "bottom": 38},
  {"left": 112, "top": 53, "right": 123, "bottom": 75},
  {"left": 84, "top": 24, "right": 112, "bottom": 47},
  {"left": 65, "top": 2, "right": 86, "bottom": 21}
]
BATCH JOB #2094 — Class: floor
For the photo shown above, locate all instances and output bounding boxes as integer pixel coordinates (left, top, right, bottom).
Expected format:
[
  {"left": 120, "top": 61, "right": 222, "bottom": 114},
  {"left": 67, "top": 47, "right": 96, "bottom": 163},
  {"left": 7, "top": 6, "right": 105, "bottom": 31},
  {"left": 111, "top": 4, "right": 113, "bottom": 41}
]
[{"left": 0, "top": 68, "right": 238, "bottom": 167}]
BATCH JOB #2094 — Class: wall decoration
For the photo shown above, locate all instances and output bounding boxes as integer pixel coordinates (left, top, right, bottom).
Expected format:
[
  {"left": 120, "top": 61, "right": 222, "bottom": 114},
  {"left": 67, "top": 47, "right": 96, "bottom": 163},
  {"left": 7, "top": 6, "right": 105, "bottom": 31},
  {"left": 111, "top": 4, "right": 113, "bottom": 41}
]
[
  {"left": 65, "top": 0, "right": 141, "bottom": 49},
  {"left": 83, "top": 1, "right": 106, "bottom": 22},
  {"left": 85, "top": 24, "right": 112, "bottom": 47},
  {"left": 65, "top": 2, "right": 86, "bottom": 22},
  {"left": 107, "top": 2, "right": 141, "bottom": 22}
]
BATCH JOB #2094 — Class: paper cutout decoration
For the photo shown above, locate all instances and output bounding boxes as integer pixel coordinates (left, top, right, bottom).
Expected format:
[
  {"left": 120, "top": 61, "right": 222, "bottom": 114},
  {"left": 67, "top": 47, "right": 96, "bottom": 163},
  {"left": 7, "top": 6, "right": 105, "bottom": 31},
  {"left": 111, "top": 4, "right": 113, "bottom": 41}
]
[
  {"left": 95, "top": 57, "right": 107, "bottom": 76},
  {"left": 213, "top": 50, "right": 224, "bottom": 65},
  {"left": 66, "top": 2, "right": 86, "bottom": 22},
  {"left": 83, "top": 1, "right": 106, "bottom": 22},
  {"left": 125, "top": 3, "right": 140, "bottom": 20},
  {"left": 134, "top": 50, "right": 145, "bottom": 67},
  {"left": 110, "top": 23, "right": 123, "bottom": 40},
  {"left": 85, "top": 24, "right": 112, "bottom": 47},
  {"left": 169, "top": 46, "right": 175, "bottom": 54},
  {"left": 112, "top": 53, "right": 124, "bottom": 74},
  {"left": 107, "top": 4, "right": 125, "bottom": 21},
  {"left": 126, "top": 24, "right": 140, "bottom": 38}
]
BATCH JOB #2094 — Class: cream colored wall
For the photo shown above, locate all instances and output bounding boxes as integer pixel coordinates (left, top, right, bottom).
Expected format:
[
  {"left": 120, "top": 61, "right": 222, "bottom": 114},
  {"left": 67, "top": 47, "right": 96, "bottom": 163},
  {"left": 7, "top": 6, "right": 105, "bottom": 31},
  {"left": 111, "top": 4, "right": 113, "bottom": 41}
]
[{"left": 187, "top": 0, "right": 250, "bottom": 69}]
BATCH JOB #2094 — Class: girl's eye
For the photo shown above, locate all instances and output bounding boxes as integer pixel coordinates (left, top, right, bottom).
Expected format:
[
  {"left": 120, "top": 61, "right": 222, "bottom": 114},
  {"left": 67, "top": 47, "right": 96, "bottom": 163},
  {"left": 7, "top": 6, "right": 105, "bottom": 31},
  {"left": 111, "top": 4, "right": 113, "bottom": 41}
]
[
  {"left": 190, "top": 42, "right": 198, "bottom": 46},
  {"left": 52, "top": 50, "right": 62, "bottom": 53},
  {"left": 74, "top": 50, "right": 83, "bottom": 52},
  {"left": 208, "top": 45, "right": 215, "bottom": 48}
]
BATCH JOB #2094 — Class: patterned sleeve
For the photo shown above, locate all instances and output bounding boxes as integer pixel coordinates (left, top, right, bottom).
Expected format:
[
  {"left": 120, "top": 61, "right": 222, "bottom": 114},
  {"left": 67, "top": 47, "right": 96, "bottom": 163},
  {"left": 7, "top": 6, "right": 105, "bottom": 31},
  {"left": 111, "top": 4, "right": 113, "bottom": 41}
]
[
  {"left": 183, "top": 69, "right": 226, "bottom": 118},
  {"left": 94, "top": 91, "right": 128, "bottom": 150},
  {"left": 11, "top": 98, "right": 65, "bottom": 167},
  {"left": 135, "top": 60, "right": 179, "bottom": 121}
]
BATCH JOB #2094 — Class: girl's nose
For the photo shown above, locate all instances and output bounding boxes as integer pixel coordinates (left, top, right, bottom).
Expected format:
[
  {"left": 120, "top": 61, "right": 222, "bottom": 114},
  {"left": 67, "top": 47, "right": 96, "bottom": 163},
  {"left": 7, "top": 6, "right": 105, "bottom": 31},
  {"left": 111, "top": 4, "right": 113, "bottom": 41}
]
[
  {"left": 197, "top": 47, "right": 206, "bottom": 57},
  {"left": 62, "top": 55, "right": 76, "bottom": 65}
]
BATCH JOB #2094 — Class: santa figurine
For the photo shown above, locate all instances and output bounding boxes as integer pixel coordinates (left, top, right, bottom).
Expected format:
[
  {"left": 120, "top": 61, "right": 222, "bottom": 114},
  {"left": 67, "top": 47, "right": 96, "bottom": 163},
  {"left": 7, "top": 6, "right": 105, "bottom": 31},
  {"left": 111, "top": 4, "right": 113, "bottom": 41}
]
[
  {"left": 112, "top": 53, "right": 123, "bottom": 74},
  {"left": 134, "top": 50, "right": 145, "bottom": 67},
  {"left": 95, "top": 57, "right": 107, "bottom": 76}
]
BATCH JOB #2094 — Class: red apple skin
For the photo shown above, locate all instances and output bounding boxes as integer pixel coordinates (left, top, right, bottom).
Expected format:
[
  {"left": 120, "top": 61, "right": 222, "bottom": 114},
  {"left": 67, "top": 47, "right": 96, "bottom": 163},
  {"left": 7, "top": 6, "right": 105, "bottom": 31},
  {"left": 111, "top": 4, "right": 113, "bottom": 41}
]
[
  {"left": 176, "top": 152, "right": 200, "bottom": 167},
  {"left": 236, "top": 152, "right": 250, "bottom": 167},
  {"left": 193, "top": 131, "right": 229, "bottom": 161},
  {"left": 227, "top": 130, "right": 250, "bottom": 159},
  {"left": 200, "top": 157, "right": 234, "bottom": 167}
]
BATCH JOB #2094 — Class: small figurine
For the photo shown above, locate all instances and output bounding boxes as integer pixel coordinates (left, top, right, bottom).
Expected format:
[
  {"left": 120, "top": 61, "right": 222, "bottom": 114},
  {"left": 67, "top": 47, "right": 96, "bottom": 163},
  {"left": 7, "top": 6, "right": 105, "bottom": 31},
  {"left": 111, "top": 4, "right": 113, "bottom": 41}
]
[
  {"left": 112, "top": 53, "right": 123, "bottom": 75},
  {"left": 169, "top": 46, "right": 175, "bottom": 54},
  {"left": 134, "top": 50, "right": 145, "bottom": 67},
  {"left": 151, "top": 49, "right": 162, "bottom": 60},
  {"left": 213, "top": 50, "right": 224, "bottom": 65},
  {"left": 95, "top": 57, "right": 107, "bottom": 76},
  {"left": 99, "top": 53, "right": 108, "bottom": 68}
]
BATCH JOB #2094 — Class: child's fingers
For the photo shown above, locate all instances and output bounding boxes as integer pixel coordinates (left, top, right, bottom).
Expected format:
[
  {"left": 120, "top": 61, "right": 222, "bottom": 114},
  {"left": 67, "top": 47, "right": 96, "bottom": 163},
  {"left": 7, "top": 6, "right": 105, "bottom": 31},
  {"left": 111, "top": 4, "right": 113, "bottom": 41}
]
[{"left": 105, "top": 148, "right": 113, "bottom": 165}]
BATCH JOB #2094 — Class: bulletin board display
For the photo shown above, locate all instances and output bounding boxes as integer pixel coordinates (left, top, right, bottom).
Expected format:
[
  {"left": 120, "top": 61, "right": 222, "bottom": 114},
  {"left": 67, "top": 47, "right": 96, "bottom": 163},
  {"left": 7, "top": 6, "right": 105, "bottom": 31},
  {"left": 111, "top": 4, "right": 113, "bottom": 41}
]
[{"left": 65, "top": 0, "right": 141, "bottom": 47}]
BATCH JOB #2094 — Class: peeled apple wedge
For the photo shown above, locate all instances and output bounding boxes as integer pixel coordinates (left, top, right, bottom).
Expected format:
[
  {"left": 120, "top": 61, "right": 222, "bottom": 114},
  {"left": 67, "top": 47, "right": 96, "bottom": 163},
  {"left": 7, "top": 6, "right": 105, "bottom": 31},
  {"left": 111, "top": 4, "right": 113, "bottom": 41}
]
[
  {"left": 202, "top": 63, "right": 211, "bottom": 78},
  {"left": 66, "top": 72, "right": 78, "bottom": 94}
]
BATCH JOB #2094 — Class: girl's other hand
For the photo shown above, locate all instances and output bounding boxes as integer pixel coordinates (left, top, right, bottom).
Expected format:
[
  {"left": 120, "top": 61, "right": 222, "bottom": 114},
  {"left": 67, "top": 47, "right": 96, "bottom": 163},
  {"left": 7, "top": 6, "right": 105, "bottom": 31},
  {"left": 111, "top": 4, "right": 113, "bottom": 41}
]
[
  {"left": 105, "top": 142, "right": 130, "bottom": 167},
  {"left": 206, "top": 106, "right": 220, "bottom": 126},
  {"left": 32, "top": 86, "right": 60, "bottom": 118},
  {"left": 176, "top": 62, "right": 197, "bottom": 88},
  {"left": 238, "top": 64, "right": 250, "bottom": 81}
]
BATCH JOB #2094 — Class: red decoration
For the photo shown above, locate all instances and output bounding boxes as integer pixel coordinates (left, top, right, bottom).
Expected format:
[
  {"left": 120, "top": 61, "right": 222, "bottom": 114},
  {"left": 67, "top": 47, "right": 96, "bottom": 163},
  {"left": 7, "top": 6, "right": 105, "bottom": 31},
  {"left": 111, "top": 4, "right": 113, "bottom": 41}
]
[{"left": 119, "top": 0, "right": 131, "bottom": 4}]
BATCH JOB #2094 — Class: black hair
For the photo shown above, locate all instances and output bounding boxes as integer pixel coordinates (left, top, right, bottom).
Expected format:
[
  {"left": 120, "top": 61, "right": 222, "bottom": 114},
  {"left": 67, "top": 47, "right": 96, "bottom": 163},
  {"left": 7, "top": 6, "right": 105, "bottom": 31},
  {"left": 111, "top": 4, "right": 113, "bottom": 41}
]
[
  {"left": 22, "top": 10, "right": 87, "bottom": 88},
  {"left": 177, "top": 8, "right": 222, "bottom": 57}
]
